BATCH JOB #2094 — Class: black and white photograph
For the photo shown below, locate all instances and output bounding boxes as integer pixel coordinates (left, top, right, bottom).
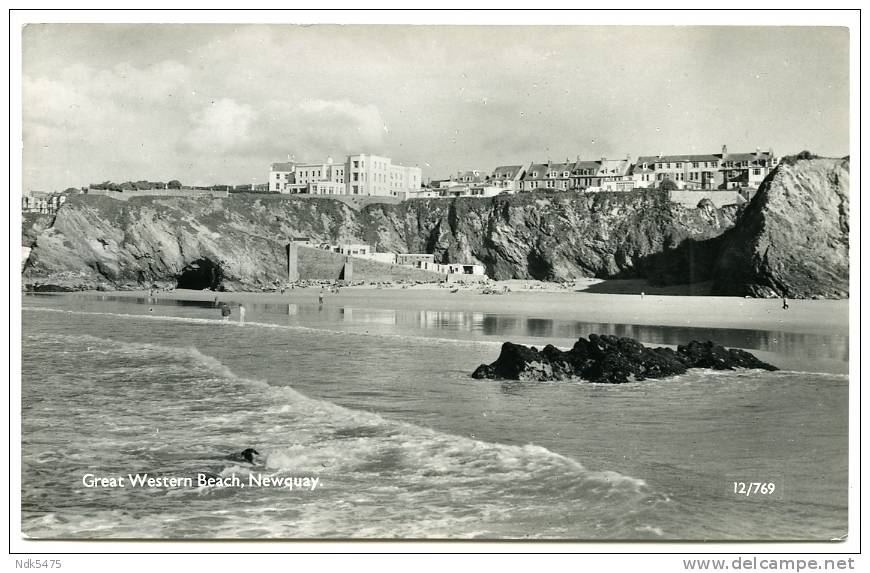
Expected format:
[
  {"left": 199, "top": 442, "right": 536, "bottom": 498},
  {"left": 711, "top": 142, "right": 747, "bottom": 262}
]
[{"left": 11, "top": 9, "right": 859, "bottom": 558}]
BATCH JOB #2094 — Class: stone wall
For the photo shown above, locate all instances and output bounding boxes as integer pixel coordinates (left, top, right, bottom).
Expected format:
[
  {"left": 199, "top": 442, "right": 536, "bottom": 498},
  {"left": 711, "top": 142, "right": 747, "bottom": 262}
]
[
  {"left": 668, "top": 190, "right": 745, "bottom": 208},
  {"left": 85, "top": 188, "right": 230, "bottom": 200}
]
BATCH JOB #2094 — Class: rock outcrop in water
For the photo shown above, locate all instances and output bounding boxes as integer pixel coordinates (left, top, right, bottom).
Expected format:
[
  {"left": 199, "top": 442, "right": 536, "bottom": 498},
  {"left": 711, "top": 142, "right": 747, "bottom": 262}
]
[
  {"left": 712, "top": 158, "right": 849, "bottom": 298},
  {"left": 22, "top": 190, "right": 737, "bottom": 291},
  {"left": 471, "top": 334, "right": 778, "bottom": 383}
]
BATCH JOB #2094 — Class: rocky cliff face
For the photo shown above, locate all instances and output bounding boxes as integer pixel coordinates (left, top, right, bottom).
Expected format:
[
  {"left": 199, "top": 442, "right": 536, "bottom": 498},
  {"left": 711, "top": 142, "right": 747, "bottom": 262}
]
[
  {"left": 359, "top": 190, "right": 737, "bottom": 283},
  {"left": 712, "top": 158, "right": 849, "bottom": 298},
  {"left": 22, "top": 190, "right": 738, "bottom": 291}
]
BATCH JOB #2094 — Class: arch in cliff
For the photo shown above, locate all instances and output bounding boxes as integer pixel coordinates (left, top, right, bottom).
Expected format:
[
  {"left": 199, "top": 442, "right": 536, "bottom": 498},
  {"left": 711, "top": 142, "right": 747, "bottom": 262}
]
[{"left": 176, "top": 258, "right": 224, "bottom": 290}]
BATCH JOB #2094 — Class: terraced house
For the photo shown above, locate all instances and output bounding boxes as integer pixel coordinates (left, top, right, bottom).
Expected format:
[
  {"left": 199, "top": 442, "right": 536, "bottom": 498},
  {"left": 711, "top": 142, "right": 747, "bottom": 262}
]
[
  {"left": 633, "top": 153, "right": 722, "bottom": 190},
  {"left": 718, "top": 147, "right": 778, "bottom": 189},
  {"left": 489, "top": 165, "right": 526, "bottom": 192},
  {"left": 632, "top": 146, "right": 778, "bottom": 190},
  {"left": 521, "top": 160, "right": 575, "bottom": 191}
]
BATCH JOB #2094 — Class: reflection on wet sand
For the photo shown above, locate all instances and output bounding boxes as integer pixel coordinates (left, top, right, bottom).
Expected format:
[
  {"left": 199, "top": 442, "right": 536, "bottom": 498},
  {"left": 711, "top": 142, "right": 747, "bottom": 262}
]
[
  {"left": 329, "top": 307, "right": 848, "bottom": 363},
  {"left": 35, "top": 293, "right": 848, "bottom": 363}
]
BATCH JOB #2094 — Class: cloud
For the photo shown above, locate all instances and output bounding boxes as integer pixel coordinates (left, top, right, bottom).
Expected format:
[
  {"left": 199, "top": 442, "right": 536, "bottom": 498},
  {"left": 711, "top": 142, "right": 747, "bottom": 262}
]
[
  {"left": 183, "top": 98, "right": 257, "bottom": 154},
  {"left": 186, "top": 97, "right": 388, "bottom": 161},
  {"left": 286, "top": 99, "right": 387, "bottom": 157}
]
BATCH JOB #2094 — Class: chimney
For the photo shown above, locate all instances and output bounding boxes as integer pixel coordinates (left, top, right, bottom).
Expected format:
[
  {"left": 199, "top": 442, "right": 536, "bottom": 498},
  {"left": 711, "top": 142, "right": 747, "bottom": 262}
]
[
  {"left": 721, "top": 145, "right": 728, "bottom": 158},
  {"left": 327, "top": 155, "right": 334, "bottom": 164},
  {"left": 768, "top": 146, "right": 775, "bottom": 157},
  {"left": 600, "top": 156, "right": 607, "bottom": 164},
  {"left": 576, "top": 154, "right": 581, "bottom": 162}
]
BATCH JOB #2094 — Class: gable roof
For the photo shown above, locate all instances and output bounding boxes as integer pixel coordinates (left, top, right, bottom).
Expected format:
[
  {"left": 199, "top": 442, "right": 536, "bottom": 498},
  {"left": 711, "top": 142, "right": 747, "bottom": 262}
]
[
  {"left": 525, "top": 162, "right": 574, "bottom": 177},
  {"left": 271, "top": 162, "right": 296, "bottom": 171},
  {"left": 573, "top": 160, "right": 601, "bottom": 173},
  {"left": 492, "top": 165, "right": 524, "bottom": 176},
  {"left": 639, "top": 154, "right": 721, "bottom": 164},
  {"left": 722, "top": 152, "right": 773, "bottom": 164}
]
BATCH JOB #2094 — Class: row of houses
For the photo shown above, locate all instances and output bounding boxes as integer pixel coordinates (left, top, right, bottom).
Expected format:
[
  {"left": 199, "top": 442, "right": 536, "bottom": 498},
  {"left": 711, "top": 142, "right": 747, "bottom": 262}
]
[
  {"left": 418, "top": 145, "right": 778, "bottom": 199},
  {"left": 22, "top": 192, "right": 67, "bottom": 214},
  {"left": 270, "top": 153, "right": 422, "bottom": 198}
]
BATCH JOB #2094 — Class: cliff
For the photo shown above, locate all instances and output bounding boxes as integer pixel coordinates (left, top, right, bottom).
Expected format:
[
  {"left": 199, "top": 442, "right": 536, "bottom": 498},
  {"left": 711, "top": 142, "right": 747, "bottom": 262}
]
[
  {"left": 22, "top": 190, "right": 739, "bottom": 291},
  {"left": 358, "top": 190, "right": 737, "bottom": 284},
  {"left": 712, "top": 158, "right": 850, "bottom": 298}
]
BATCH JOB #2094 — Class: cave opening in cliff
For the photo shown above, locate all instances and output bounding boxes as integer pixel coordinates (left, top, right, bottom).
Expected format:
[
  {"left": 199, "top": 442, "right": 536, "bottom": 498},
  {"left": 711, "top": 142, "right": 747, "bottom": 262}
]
[{"left": 176, "top": 258, "right": 225, "bottom": 291}]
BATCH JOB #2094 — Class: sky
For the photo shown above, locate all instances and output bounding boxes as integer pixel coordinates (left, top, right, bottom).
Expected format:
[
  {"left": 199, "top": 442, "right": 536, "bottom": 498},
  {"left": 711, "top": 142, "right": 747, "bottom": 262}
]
[{"left": 21, "top": 24, "right": 850, "bottom": 191}]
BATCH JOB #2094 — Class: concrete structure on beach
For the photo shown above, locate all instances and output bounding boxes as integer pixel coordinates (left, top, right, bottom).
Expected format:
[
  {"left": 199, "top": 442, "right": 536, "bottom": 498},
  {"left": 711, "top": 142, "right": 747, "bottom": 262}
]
[{"left": 289, "top": 241, "right": 487, "bottom": 282}]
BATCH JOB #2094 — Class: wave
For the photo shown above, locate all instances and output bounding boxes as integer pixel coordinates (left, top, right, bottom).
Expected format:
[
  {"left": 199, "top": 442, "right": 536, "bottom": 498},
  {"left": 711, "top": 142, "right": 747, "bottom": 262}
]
[{"left": 22, "top": 331, "right": 666, "bottom": 538}]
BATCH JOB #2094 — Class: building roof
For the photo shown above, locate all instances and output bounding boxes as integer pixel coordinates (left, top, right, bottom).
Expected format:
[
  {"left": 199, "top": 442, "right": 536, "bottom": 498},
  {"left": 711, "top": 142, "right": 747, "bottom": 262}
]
[
  {"left": 597, "top": 158, "right": 631, "bottom": 176},
  {"left": 271, "top": 162, "right": 296, "bottom": 171},
  {"left": 722, "top": 152, "right": 773, "bottom": 164},
  {"left": 525, "top": 162, "right": 574, "bottom": 178},
  {"left": 637, "top": 154, "right": 721, "bottom": 164},
  {"left": 492, "top": 165, "right": 524, "bottom": 176},
  {"left": 455, "top": 170, "right": 486, "bottom": 182},
  {"left": 573, "top": 160, "right": 601, "bottom": 173}
]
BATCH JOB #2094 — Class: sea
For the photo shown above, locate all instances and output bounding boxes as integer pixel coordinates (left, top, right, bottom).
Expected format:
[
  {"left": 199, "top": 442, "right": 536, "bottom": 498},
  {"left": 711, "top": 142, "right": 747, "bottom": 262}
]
[{"left": 20, "top": 291, "right": 849, "bottom": 540}]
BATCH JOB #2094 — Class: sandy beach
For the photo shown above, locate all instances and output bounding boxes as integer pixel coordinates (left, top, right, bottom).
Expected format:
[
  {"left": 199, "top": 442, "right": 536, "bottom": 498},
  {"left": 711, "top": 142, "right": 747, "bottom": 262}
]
[{"left": 86, "top": 278, "right": 849, "bottom": 337}]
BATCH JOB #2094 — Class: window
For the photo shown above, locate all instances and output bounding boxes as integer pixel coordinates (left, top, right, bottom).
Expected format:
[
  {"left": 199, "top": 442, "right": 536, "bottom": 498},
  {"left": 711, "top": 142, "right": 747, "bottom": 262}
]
[
  {"left": 692, "top": 162, "right": 699, "bottom": 168},
  {"left": 563, "top": 171, "right": 570, "bottom": 177},
  {"left": 353, "top": 161, "right": 359, "bottom": 168},
  {"left": 676, "top": 163, "right": 682, "bottom": 168},
  {"left": 753, "top": 169, "right": 761, "bottom": 176}
]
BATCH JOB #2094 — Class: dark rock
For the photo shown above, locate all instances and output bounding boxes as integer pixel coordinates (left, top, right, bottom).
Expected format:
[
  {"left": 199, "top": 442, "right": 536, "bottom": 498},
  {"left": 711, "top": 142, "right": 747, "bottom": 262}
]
[
  {"left": 472, "top": 335, "right": 778, "bottom": 383},
  {"left": 676, "top": 340, "right": 778, "bottom": 371}
]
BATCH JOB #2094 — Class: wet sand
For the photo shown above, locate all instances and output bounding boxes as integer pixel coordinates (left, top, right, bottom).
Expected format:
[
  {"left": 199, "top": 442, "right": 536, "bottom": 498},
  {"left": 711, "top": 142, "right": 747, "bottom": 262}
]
[{"left": 91, "top": 280, "right": 849, "bottom": 337}]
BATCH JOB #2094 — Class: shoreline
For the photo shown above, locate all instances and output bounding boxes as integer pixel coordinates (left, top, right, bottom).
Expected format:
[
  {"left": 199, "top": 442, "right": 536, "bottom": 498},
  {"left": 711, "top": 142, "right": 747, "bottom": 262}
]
[{"left": 61, "top": 281, "right": 849, "bottom": 338}]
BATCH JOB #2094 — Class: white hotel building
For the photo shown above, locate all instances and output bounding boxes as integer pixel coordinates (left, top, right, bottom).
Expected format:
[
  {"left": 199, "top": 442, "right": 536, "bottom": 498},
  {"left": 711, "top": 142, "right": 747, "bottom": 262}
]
[{"left": 270, "top": 154, "right": 421, "bottom": 198}]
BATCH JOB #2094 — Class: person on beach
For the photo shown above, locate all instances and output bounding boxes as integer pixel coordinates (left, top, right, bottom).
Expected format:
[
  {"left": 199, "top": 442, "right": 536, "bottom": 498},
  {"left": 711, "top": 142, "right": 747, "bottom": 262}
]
[
  {"left": 318, "top": 288, "right": 325, "bottom": 308},
  {"left": 641, "top": 291, "right": 645, "bottom": 299},
  {"left": 220, "top": 303, "right": 231, "bottom": 322},
  {"left": 782, "top": 295, "right": 789, "bottom": 310},
  {"left": 239, "top": 304, "right": 246, "bottom": 325}
]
